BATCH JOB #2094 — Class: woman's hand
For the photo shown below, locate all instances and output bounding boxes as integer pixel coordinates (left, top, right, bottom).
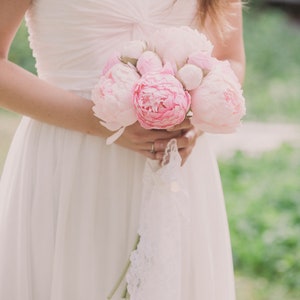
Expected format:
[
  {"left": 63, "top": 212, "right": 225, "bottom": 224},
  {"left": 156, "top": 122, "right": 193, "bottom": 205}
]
[
  {"left": 116, "top": 121, "right": 183, "bottom": 159},
  {"left": 154, "top": 119, "right": 203, "bottom": 166},
  {"left": 116, "top": 119, "right": 203, "bottom": 166}
]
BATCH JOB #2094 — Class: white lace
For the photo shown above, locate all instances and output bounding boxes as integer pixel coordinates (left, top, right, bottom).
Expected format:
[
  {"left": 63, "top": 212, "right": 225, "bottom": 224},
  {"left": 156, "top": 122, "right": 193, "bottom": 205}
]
[{"left": 126, "top": 139, "right": 190, "bottom": 300}]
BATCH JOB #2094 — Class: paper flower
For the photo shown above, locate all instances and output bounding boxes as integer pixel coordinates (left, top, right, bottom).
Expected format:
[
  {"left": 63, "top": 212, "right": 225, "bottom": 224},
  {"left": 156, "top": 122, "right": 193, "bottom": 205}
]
[
  {"left": 120, "top": 40, "right": 147, "bottom": 65},
  {"left": 133, "top": 64, "right": 191, "bottom": 129},
  {"left": 190, "top": 60, "right": 246, "bottom": 133},
  {"left": 187, "top": 51, "right": 217, "bottom": 72},
  {"left": 149, "top": 26, "right": 213, "bottom": 67},
  {"left": 176, "top": 64, "right": 203, "bottom": 90},
  {"left": 136, "top": 51, "right": 163, "bottom": 75},
  {"left": 92, "top": 63, "right": 140, "bottom": 131},
  {"left": 92, "top": 26, "right": 246, "bottom": 144}
]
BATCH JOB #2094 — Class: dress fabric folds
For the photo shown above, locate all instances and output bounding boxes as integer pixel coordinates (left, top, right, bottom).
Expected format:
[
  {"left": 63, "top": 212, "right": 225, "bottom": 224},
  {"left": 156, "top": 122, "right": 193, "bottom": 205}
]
[{"left": 0, "top": 0, "right": 236, "bottom": 299}]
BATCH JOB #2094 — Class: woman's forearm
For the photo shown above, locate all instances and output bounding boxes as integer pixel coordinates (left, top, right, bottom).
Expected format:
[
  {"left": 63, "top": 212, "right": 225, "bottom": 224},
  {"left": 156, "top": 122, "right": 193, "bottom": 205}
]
[
  {"left": 0, "top": 59, "right": 109, "bottom": 137},
  {"left": 229, "top": 59, "right": 245, "bottom": 85}
]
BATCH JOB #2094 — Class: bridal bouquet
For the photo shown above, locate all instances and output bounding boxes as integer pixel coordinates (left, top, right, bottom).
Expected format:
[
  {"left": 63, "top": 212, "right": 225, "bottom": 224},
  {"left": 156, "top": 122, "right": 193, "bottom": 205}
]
[
  {"left": 92, "top": 26, "right": 246, "bottom": 300},
  {"left": 92, "top": 26, "right": 246, "bottom": 145}
]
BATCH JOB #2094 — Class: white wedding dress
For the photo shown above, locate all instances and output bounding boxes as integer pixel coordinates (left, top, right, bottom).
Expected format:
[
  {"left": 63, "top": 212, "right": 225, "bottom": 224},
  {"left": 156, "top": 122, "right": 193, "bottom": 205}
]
[{"left": 0, "top": 0, "right": 236, "bottom": 299}]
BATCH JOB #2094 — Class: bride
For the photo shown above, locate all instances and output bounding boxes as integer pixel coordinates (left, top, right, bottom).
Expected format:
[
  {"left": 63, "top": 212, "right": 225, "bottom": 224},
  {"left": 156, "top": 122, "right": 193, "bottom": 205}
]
[{"left": 0, "top": 0, "right": 245, "bottom": 299}]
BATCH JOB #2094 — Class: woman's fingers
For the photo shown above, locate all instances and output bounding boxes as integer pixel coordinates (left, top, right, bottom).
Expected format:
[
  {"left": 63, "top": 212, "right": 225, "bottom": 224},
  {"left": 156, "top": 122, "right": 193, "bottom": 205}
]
[
  {"left": 116, "top": 121, "right": 203, "bottom": 164},
  {"left": 116, "top": 122, "right": 181, "bottom": 156},
  {"left": 166, "top": 118, "right": 193, "bottom": 132},
  {"left": 154, "top": 126, "right": 204, "bottom": 165},
  {"left": 154, "top": 127, "right": 201, "bottom": 151}
]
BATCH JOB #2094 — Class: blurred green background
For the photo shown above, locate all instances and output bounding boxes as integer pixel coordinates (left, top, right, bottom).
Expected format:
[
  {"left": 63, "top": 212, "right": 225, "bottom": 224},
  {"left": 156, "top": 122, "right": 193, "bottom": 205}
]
[{"left": 1, "top": 1, "right": 300, "bottom": 299}]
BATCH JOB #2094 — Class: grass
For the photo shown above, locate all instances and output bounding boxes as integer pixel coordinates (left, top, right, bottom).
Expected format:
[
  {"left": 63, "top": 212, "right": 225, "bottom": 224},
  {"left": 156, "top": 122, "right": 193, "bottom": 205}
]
[
  {"left": 8, "top": 19, "right": 36, "bottom": 74},
  {"left": 242, "top": 8, "right": 300, "bottom": 123},
  {"left": 220, "top": 145, "right": 300, "bottom": 298},
  {"left": 235, "top": 274, "right": 300, "bottom": 300}
]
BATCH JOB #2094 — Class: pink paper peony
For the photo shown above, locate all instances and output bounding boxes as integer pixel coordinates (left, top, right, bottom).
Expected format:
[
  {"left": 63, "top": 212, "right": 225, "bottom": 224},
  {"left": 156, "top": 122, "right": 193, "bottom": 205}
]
[
  {"left": 92, "top": 63, "right": 140, "bottom": 131},
  {"left": 92, "top": 26, "right": 246, "bottom": 142},
  {"left": 150, "top": 26, "right": 213, "bottom": 68},
  {"left": 176, "top": 64, "right": 203, "bottom": 91},
  {"left": 133, "top": 65, "right": 191, "bottom": 129},
  {"left": 188, "top": 51, "right": 217, "bottom": 72},
  {"left": 120, "top": 40, "right": 147, "bottom": 65},
  {"left": 136, "top": 51, "right": 163, "bottom": 75},
  {"left": 190, "top": 60, "right": 246, "bottom": 133},
  {"left": 102, "top": 52, "right": 120, "bottom": 75}
]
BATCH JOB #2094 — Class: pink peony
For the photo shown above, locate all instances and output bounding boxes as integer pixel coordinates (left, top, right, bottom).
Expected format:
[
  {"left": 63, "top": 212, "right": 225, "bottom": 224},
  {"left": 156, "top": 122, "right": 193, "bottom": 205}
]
[
  {"left": 188, "top": 51, "right": 217, "bottom": 72},
  {"left": 176, "top": 64, "right": 203, "bottom": 91},
  {"left": 102, "top": 52, "right": 120, "bottom": 75},
  {"left": 136, "top": 51, "right": 163, "bottom": 75},
  {"left": 133, "top": 65, "right": 191, "bottom": 129},
  {"left": 92, "top": 63, "right": 140, "bottom": 131},
  {"left": 120, "top": 40, "right": 147, "bottom": 65},
  {"left": 150, "top": 26, "right": 213, "bottom": 68},
  {"left": 190, "top": 60, "right": 246, "bottom": 133}
]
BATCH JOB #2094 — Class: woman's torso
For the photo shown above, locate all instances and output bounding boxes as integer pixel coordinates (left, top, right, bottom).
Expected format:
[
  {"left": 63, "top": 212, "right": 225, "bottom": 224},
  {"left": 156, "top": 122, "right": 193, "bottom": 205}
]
[{"left": 26, "top": 0, "right": 198, "bottom": 92}]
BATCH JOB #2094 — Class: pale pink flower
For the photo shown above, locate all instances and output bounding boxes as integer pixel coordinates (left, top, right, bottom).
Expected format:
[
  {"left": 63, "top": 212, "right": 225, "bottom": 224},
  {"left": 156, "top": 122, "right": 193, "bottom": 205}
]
[
  {"left": 120, "top": 40, "right": 147, "bottom": 64},
  {"left": 190, "top": 60, "right": 246, "bottom": 133},
  {"left": 188, "top": 51, "right": 217, "bottom": 72},
  {"left": 150, "top": 26, "right": 213, "bottom": 68},
  {"left": 136, "top": 51, "right": 163, "bottom": 75},
  {"left": 176, "top": 64, "right": 203, "bottom": 91},
  {"left": 92, "top": 63, "right": 140, "bottom": 131},
  {"left": 102, "top": 52, "right": 120, "bottom": 75},
  {"left": 133, "top": 65, "right": 191, "bottom": 129}
]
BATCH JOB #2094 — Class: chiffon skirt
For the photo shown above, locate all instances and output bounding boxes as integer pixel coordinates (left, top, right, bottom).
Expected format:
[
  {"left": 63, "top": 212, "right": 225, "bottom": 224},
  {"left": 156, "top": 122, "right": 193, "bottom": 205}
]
[{"left": 0, "top": 115, "right": 235, "bottom": 299}]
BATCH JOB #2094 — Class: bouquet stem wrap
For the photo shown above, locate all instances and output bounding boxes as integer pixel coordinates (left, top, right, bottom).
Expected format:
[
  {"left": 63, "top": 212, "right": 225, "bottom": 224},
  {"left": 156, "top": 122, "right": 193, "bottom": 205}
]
[{"left": 126, "top": 139, "right": 190, "bottom": 300}]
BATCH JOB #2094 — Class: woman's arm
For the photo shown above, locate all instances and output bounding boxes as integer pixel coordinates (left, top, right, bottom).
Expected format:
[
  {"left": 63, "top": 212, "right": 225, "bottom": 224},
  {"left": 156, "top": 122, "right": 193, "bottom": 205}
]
[
  {"left": 0, "top": 0, "right": 109, "bottom": 137},
  {"left": 204, "top": 0, "right": 246, "bottom": 84},
  {"left": 0, "top": 60, "right": 109, "bottom": 136},
  {"left": 0, "top": 0, "right": 181, "bottom": 158}
]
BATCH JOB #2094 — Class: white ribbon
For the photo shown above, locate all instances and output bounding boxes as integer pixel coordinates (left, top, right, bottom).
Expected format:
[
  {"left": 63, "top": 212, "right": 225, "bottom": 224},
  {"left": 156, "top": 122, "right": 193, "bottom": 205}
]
[
  {"left": 126, "top": 139, "right": 190, "bottom": 300},
  {"left": 105, "top": 127, "right": 126, "bottom": 145}
]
